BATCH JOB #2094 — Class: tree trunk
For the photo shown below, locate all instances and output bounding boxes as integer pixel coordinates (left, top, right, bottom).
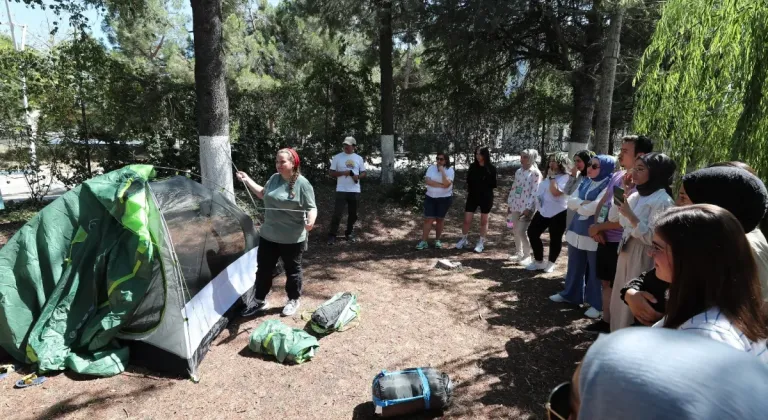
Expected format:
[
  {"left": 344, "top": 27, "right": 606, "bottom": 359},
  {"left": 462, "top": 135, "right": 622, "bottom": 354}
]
[
  {"left": 594, "top": 8, "right": 624, "bottom": 155},
  {"left": 191, "top": 0, "right": 234, "bottom": 200},
  {"left": 379, "top": 0, "right": 395, "bottom": 184},
  {"left": 568, "top": 73, "right": 598, "bottom": 155},
  {"left": 568, "top": 0, "right": 603, "bottom": 156}
]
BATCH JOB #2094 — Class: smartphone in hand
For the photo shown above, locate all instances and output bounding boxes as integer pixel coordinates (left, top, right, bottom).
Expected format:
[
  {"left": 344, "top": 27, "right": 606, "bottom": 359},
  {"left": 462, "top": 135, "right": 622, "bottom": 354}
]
[{"left": 613, "top": 186, "right": 625, "bottom": 206}]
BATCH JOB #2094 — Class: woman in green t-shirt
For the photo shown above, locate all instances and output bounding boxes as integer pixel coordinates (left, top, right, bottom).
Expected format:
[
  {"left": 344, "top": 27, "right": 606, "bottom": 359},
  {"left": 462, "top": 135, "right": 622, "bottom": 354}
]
[{"left": 236, "top": 148, "right": 318, "bottom": 317}]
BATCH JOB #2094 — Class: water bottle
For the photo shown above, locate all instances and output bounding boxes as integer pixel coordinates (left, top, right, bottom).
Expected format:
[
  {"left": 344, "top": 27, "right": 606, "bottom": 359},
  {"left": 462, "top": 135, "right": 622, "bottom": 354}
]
[{"left": 506, "top": 211, "right": 514, "bottom": 229}]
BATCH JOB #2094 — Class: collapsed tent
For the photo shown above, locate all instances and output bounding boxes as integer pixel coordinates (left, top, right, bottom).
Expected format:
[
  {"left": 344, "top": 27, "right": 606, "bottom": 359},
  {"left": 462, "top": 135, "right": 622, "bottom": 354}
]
[{"left": 0, "top": 165, "right": 261, "bottom": 380}]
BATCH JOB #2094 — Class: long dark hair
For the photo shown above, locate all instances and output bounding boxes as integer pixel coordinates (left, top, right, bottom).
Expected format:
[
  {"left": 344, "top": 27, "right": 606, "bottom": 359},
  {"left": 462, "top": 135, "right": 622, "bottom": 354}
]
[
  {"left": 657, "top": 205, "right": 768, "bottom": 341},
  {"left": 474, "top": 146, "right": 493, "bottom": 172},
  {"left": 437, "top": 151, "right": 451, "bottom": 168}
]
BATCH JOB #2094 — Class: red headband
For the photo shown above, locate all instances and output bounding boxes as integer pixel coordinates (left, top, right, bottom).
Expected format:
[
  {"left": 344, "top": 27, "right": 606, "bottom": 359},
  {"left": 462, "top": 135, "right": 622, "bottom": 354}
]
[{"left": 281, "top": 148, "right": 300, "bottom": 168}]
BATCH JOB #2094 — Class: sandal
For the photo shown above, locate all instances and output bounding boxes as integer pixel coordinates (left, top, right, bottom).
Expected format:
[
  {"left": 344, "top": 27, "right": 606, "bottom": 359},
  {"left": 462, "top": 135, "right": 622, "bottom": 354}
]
[{"left": 15, "top": 373, "right": 46, "bottom": 388}]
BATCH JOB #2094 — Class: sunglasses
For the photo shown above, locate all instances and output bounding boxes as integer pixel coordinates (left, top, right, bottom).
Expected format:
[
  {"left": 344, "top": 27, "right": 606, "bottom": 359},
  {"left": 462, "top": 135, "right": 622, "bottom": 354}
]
[
  {"left": 589, "top": 163, "right": 600, "bottom": 170},
  {"left": 545, "top": 381, "right": 572, "bottom": 420},
  {"left": 437, "top": 157, "right": 446, "bottom": 161}
]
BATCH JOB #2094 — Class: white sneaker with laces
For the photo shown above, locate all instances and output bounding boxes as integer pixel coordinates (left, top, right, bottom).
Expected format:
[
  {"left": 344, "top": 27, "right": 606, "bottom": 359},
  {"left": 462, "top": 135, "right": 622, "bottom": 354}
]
[
  {"left": 543, "top": 261, "right": 556, "bottom": 273},
  {"left": 584, "top": 307, "right": 602, "bottom": 319},
  {"left": 282, "top": 299, "right": 300, "bottom": 317},
  {"left": 456, "top": 237, "right": 469, "bottom": 249},
  {"left": 549, "top": 293, "right": 568, "bottom": 303},
  {"left": 509, "top": 253, "right": 524, "bottom": 262},
  {"left": 525, "top": 260, "right": 546, "bottom": 271},
  {"left": 474, "top": 238, "right": 485, "bottom": 253},
  {"left": 518, "top": 256, "right": 533, "bottom": 266}
]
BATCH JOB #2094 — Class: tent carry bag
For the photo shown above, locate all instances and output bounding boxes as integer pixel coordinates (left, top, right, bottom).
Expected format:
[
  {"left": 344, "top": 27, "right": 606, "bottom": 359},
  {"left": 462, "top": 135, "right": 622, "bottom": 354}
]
[
  {"left": 371, "top": 367, "right": 453, "bottom": 417},
  {"left": 307, "top": 292, "right": 360, "bottom": 334},
  {"left": 248, "top": 320, "right": 319, "bottom": 364}
]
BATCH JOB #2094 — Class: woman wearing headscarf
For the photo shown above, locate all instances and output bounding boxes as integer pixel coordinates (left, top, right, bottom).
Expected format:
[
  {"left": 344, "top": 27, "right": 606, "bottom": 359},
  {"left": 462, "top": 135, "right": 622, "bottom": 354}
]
[
  {"left": 607, "top": 152, "right": 676, "bottom": 331},
  {"left": 507, "top": 149, "right": 542, "bottom": 265},
  {"left": 621, "top": 166, "right": 768, "bottom": 325},
  {"left": 679, "top": 166, "right": 768, "bottom": 301},
  {"left": 526, "top": 152, "right": 571, "bottom": 274},
  {"left": 550, "top": 328, "right": 768, "bottom": 420},
  {"left": 564, "top": 150, "right": 596, "bottom": 234},
  {"left": 550, "top": 155, "right": 616, "bottom": 319}
]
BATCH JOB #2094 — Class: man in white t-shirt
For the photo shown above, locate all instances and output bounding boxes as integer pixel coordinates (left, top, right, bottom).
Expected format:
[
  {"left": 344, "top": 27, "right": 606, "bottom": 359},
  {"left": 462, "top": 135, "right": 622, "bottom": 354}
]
[{"left": 328, "top": 136, "right": 366, "bottom": 244}]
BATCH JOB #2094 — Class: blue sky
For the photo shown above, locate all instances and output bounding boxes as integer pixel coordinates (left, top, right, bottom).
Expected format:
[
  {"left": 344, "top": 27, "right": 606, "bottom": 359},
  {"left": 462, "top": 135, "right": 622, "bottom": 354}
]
[{"left": 2, "top": 0, "right": 279, "bottom": 50}]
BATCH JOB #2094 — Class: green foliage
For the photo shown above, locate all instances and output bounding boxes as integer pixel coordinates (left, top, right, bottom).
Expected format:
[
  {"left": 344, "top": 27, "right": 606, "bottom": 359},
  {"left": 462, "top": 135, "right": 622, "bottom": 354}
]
[
  {"left": 380, "top": 166, "right": 427, "bottom": 211},
  {"left": 634, "top": 0, "right": 768, "bottom": 177}
]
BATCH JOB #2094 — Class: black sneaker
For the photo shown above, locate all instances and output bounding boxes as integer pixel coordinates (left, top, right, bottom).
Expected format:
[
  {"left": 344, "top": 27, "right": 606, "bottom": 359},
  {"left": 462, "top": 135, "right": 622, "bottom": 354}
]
[
  {"left": 345, "top": 233, "right": 358, "bottom": 243},
  {"left": 327, "top": 235, "right": 336, "bottom": 245},
  {"left": 241, "top": 299, "right": 270, "bottom": 317},
  {"left": 583, "top": 319, "right": 610, "bottom": 335}
]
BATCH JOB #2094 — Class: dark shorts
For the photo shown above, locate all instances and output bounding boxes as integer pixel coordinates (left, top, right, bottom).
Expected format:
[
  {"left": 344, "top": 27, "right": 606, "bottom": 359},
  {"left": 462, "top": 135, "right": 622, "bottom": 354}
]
[
  {"left": 424, "top": 196, "right": 453, "bottom": 219},
  {"left": 596, "top": 241, "right": 621, "bottom": 286},
  {"left": 465, "top": 194, "right": 493, "bottom": 214}
]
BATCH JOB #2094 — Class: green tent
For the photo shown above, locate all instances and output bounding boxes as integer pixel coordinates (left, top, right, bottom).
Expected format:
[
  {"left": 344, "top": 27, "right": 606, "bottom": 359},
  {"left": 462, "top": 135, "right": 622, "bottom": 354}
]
[{"left": 0, "top": 165, "right": 259, "bottom": 379}]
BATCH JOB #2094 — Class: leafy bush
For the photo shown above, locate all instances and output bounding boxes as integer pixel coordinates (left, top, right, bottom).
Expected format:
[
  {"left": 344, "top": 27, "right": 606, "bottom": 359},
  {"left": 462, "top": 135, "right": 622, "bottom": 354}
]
[{"left": 380, "top": 166, "right": 427, "bottom": 211}]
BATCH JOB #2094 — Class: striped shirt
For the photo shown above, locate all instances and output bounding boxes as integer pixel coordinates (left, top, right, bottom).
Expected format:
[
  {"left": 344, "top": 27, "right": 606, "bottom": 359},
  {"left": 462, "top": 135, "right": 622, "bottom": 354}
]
[{"left": 654, "top": 307, "right": 768, "bottom": 363}]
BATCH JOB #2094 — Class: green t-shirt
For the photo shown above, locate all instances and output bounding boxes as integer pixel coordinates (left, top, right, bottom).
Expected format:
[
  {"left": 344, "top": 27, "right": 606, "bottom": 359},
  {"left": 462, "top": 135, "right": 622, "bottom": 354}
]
[{"left": 259, "top": 173, "right": 317, "bottom": 244}]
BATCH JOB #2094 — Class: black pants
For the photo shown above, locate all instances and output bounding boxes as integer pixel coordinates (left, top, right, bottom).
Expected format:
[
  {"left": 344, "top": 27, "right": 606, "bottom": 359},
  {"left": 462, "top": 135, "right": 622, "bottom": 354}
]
[
  {"left": 527, "top": 210, "right": 567, "bottom": 263},
  {"left": 329, "top": 192, "right": 360, "bottom": 237},
  {"left": 254, "top": 237, "right": 303, "bottom": 301}
]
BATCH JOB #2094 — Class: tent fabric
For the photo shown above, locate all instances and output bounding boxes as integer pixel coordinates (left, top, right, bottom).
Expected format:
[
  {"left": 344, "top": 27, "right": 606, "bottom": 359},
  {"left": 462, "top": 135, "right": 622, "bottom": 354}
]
[
  {"left": 0, "top": 166, "right": 259, "bottom": 379},
  {"left": 0, "top": 165, "right": 157, "bottom": 376},
  {"left": 248, "top": 320, "right": 319, "bottom": 364},
  {"left": 309, "top": 292, "right": 360, "bottom": 334}
]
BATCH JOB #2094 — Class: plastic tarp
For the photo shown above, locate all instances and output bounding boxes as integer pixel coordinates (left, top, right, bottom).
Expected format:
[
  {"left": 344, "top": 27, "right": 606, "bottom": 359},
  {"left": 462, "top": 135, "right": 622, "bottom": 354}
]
[
  {"left": 0, "top": 165, "right": 157, "bottom": 377},
  {"left": 248, "top": 320, "right": 318, "bottom": 364}
]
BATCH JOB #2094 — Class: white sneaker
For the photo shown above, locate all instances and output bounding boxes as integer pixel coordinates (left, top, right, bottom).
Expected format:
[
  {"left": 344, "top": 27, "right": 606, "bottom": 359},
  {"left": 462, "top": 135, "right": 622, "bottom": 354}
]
[
  {"left": 518, "top": 256, "right": 533, "bottom": 266},
  {"left": 474, "top": 238, "right": 485, "bottom": 253},
  {"left": 509, "top": 253, "right": 524, "bottom": 262},
  {"left": 584, "top": 307, "right": 602, "bottom": 319},
  {"left": 282, "top": 299, "right": 300, "bottom": 317},
  {"left": 543, "top": 262, "right": 556, "bottom": 273},
  {"left": 456, "top": 237, "right": 469, "bottom": 249},
  {"left": 525, "top": 260, "right": 546, "bottom": 271},
  {"left": 549, "top": 293, "right": 567, "bottom": 303}
]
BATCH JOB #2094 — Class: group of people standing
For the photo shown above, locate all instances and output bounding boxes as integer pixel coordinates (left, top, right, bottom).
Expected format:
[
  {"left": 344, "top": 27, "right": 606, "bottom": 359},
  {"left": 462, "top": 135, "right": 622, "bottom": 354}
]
[{"left": 507, "top": 135, "right": 768, "bottom": 369}]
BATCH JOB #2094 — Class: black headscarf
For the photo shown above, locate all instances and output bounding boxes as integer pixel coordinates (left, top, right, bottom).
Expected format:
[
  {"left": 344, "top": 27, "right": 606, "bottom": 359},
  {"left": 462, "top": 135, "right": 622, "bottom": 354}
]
[
  {"left": 574, "top": 150, "right": 596, "bottom": 177},
  {"left": 635, "top": 152, "right": 676, "bottom": 197},
  {"left": 682, "top": 167, "right": 768, "bottom": 233}
]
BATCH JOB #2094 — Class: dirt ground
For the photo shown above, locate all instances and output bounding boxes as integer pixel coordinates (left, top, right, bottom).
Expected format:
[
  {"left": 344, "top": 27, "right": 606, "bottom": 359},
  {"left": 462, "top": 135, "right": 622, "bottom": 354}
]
[{"left": 0, "top": 174, "right": 595, "bottom": 420}]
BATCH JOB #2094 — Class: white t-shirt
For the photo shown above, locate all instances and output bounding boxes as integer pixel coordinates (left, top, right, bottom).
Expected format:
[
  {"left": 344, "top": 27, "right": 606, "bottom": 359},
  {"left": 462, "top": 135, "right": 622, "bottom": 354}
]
[
  {"left": 331, "top": 152, "right": 366, "bottom": 193},
  {"left": 535, "top": 174, "right": 570, "bottom": 218},
  {"left": 424, "top": 165, "right": 455, "bottom": 198}
]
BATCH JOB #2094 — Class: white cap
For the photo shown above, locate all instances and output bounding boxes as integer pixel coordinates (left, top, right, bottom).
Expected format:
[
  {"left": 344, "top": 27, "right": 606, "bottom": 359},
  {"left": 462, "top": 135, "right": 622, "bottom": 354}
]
[{"left": 342, "top": 136, "right": 357, "bottom": 146}]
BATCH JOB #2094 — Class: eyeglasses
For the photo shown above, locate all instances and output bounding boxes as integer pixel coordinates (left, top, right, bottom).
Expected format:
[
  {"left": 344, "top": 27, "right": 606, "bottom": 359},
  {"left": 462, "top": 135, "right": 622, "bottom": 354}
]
[{"left": 545, "top": 381, "right": 572, "bottom": 420}]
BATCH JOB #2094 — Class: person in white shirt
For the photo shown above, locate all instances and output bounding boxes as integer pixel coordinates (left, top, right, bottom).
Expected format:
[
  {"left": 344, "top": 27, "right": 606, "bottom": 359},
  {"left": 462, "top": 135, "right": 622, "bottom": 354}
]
[
  {"left": 649, "top": 205, "right": 768, "bottom": 363},
  {"left": 608, "top": 152, "right": 676, "bottom": 331},
  {"left": 525, "top": 152, "right": 571, "bottom": 274},
  {"left": 506, "top": 149, "right": 542, "bottom": 265},
  {"left": 416, "top": 153, "right": 455, "bottom": 250},
  {"left": 327, "top": 136, "right": 366, "bottom": 245}
]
